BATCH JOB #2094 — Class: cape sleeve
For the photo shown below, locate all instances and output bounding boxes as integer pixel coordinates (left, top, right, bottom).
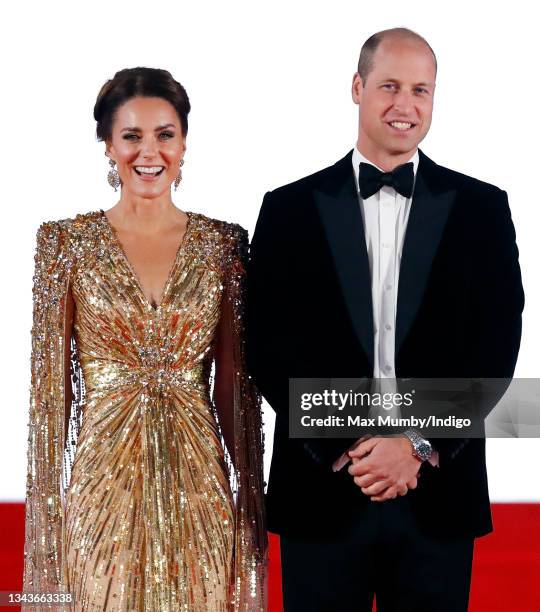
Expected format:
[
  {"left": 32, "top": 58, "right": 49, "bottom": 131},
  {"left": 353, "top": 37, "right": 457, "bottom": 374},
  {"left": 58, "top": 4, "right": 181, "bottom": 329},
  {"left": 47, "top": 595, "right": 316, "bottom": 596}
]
[
  {"left": 23, "top": 220, "right": 81, "bottom": 610},
  {"left": 212, "top": 223, "right": 268, "bottom": 611}
]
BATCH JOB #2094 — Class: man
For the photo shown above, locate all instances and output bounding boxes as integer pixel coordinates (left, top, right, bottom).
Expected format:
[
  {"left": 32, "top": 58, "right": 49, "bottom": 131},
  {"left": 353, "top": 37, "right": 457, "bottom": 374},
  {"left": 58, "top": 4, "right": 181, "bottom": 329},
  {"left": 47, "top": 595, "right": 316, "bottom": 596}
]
[{"left": 246, "top": 27, "right": 524, "bottom": 612}]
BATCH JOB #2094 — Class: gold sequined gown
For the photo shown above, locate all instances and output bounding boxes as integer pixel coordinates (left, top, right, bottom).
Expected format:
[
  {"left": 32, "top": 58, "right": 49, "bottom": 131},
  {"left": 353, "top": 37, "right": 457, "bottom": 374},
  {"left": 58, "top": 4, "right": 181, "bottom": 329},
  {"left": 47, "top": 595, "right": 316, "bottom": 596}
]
[{"left": 22, "top": 210, "right": 267, "bottom": 611}]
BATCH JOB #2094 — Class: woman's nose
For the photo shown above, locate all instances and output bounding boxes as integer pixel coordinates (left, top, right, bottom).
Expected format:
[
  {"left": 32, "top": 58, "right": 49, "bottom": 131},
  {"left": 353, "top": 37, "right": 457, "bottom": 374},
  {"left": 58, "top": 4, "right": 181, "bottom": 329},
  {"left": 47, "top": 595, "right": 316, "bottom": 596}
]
[{"left": 140, "top": 136, "right": 159, "bottom": 157}]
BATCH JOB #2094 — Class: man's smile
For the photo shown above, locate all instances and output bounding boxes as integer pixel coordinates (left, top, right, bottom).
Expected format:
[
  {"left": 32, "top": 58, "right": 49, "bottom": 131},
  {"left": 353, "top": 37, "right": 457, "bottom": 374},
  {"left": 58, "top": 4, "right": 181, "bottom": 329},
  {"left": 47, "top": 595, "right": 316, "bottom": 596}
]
[{"left": 387, "top": 120, "right": 417, "bottom": 132}]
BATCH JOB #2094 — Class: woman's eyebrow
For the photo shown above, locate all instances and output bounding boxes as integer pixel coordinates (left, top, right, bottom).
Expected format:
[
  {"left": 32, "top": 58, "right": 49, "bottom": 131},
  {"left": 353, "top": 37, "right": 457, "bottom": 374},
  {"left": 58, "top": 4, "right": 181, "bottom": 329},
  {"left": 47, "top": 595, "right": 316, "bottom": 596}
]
[{"left": 120, "top": 123, "right": 176, "bottom": 132}]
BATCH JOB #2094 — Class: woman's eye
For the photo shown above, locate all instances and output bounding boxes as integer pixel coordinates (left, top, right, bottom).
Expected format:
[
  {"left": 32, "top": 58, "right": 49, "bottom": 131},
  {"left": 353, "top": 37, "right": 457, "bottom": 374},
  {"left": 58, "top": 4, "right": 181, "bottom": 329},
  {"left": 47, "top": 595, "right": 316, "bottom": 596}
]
[{"left": 122, "top": 132, "right": 174, "bottom": 141}]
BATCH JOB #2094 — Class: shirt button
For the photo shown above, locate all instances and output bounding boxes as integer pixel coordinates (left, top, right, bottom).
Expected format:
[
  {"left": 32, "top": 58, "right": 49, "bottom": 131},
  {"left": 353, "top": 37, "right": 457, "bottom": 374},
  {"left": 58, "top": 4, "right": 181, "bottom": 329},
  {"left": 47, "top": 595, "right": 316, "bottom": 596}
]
[
  {"left": 385, "top": 324, "right": 392, "bottom": 331},
  {"left": 385, "top": 365, "right": 392, "bottom": 372},
  {"left": 382, "top": 243, "right": 391, "bottom": 248},
  {"left": 386, "top": 284, "right": 392, "bottom": 291}
]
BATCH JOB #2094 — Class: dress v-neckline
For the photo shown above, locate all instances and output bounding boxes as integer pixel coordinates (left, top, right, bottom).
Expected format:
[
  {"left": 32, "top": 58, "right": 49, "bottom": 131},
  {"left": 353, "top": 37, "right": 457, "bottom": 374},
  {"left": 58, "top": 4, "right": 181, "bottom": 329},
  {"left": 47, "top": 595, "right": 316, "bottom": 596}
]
[{"left": 99, "top": 208, "right": 192, "bottom": 311}]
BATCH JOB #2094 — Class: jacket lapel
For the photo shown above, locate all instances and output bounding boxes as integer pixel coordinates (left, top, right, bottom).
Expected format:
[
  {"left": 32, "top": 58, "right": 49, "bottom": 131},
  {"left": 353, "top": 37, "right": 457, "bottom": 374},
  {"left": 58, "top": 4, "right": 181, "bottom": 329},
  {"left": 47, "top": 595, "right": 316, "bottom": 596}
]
[
  {"left": 314, "top": 151, "right": 374, "bottom": 367},
  {"left": 396, "top": 149, "right": 456, "bottom": 353},
  {"left": 314, "top": 148, "right": 457, "bottom": 369}
]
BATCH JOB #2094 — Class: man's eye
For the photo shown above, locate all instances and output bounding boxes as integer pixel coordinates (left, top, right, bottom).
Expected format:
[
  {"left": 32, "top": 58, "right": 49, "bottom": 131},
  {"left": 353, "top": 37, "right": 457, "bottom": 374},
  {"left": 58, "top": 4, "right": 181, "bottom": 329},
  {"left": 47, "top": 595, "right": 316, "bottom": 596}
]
[
  {"left": 415, "top": 88, "right": 428, "bottom": 94},
  {"left": 123, "top": 134, "right": 139, "bottom": 140},
  {"left": 383, "top": 83, "right": 396, "bottom": 90}
]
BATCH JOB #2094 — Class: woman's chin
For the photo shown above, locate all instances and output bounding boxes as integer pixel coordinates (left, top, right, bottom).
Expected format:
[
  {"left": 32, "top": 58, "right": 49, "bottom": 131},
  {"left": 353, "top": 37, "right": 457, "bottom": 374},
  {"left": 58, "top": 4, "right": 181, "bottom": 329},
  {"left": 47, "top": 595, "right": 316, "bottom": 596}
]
[{"left": 124, "top": 183, "right": 171, "bottom": 198}]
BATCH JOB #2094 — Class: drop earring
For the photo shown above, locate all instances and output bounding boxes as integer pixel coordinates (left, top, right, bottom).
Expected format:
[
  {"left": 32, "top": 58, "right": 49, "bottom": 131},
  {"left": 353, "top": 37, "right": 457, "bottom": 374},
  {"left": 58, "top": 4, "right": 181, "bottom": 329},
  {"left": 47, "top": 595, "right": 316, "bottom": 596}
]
[
  {"left": 174, "top": 159, "right": 184, "bottom": 191},
  {"left": 107, "top": 156, "right": 121, "bottom": 191}
]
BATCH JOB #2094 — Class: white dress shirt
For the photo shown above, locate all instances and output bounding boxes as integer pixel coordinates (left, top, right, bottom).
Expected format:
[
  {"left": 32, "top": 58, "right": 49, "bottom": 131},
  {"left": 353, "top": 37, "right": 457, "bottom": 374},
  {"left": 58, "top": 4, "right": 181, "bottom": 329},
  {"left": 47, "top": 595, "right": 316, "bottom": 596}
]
[
  {"left": 352, "top": 145, "right": 419, "bottom": 379},
  {"left": 332, "top": 145, "right": 439, "bottom": 471}
]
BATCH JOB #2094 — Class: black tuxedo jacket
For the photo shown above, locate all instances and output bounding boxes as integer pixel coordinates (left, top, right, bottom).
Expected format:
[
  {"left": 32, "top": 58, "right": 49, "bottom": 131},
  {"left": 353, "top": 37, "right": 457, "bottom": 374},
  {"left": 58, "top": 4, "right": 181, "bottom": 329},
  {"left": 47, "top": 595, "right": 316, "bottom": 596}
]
[{"left": 246, "top": 149, "right": 524, "bottom": 539}]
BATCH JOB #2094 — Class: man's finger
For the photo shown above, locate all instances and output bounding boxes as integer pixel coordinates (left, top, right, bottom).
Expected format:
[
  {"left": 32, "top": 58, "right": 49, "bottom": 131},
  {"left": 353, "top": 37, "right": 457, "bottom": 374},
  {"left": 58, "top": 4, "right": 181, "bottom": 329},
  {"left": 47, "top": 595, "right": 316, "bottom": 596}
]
[
  {"left": 371, "top": 486, "right": 398, "bottom": 502},
  {"left": 348, "top": 461, "right": 373, "bottom": 477},
  {"left": 348, "top": 436, "right": 380, "bottom": 458},
  {"left": 359, "top": 480, "right": 389, "bottom": 496},
  {"left": 351, "top": 473, "right": 379, "bottom": 487},
  {"left": 407, "top": 477, "right": 418, "bottom": 490}
]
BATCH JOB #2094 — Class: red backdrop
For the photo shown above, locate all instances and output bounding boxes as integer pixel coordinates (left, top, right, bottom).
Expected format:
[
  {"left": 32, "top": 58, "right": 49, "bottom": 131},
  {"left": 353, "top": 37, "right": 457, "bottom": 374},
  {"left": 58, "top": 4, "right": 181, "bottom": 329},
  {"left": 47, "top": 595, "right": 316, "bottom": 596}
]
[{"left": 2, "top": 503, "right": 539, "bottom": 610}]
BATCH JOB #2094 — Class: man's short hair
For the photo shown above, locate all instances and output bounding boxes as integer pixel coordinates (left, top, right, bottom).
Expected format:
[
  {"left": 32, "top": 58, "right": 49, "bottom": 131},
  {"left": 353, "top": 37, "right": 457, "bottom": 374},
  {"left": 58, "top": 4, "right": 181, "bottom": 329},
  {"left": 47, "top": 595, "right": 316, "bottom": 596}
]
[{"left": 357, "top": 27, "right": 437, "bottom": 86}]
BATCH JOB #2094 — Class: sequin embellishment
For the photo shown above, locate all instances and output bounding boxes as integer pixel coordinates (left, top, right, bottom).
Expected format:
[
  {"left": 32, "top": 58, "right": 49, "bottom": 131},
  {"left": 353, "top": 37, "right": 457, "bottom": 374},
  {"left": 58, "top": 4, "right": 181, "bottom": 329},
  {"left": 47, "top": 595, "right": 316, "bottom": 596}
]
[{"left": 23, "top": 210, "right": 267, "bottom": 611}]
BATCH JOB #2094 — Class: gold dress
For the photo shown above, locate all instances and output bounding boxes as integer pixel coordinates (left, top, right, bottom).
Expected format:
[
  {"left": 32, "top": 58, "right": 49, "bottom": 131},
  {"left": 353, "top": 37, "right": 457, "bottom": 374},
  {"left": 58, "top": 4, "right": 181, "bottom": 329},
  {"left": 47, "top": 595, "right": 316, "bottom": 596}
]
[{"left": 22, "top": 209, "right": 267, "bottom": 611}]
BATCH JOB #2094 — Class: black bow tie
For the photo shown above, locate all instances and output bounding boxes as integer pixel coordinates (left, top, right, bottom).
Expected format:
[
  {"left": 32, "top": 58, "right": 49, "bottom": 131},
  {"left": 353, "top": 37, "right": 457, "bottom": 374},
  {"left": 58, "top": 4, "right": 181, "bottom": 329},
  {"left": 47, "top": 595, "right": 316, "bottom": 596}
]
[{"left": 358, "top": 161, "right": 414, "bottom": 199}]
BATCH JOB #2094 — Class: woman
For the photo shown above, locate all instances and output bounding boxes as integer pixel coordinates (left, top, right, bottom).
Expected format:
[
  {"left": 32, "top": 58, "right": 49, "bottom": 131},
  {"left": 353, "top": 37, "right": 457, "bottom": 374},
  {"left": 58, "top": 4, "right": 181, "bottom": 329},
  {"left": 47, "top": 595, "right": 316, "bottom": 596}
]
[{"left": 22, "top": 67, "right": 267, "bottom": 611}]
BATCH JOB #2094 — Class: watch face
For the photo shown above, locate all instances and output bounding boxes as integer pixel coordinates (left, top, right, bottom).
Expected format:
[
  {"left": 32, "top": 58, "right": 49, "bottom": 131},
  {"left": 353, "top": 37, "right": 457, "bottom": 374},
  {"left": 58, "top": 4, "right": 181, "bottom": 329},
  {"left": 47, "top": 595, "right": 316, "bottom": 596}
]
[
  {"left": 405, "top": 430, "right": 432, "bottom": 461},
  {"left": 416, "top": 440, "right": 432, "bottom": 461}
]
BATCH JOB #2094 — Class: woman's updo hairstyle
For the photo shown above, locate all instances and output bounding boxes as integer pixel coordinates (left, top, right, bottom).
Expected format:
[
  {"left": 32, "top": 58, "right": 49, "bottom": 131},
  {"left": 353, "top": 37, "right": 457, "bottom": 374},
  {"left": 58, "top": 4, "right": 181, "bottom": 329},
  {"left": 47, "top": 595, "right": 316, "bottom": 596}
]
[{"left": 94, "top": 67, "right": 191, "bottom": 142}]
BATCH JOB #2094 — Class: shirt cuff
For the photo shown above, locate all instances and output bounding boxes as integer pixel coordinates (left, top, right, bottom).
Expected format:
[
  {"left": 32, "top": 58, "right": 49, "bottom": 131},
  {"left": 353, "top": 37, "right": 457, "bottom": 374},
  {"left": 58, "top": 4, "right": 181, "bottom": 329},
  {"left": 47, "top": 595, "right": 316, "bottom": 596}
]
[{"left": 427, "top": 449, "right": 440, "bottom": 467}]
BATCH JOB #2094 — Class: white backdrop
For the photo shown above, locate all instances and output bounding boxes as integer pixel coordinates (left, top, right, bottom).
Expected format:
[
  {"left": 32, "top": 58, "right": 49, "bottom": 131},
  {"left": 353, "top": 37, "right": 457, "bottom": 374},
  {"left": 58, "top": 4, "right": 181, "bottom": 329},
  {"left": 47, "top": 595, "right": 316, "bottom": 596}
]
[{"left": 1, "top": 0, "right": 538, "bottom": 501}]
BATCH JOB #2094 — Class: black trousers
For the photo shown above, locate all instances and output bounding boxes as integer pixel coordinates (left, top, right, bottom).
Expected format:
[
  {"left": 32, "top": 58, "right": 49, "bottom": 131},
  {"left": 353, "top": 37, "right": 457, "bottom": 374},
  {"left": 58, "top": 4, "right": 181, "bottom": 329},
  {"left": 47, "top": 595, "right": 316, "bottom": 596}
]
[{"left": 280, "top": 495, "right": 474, "bottom": 612}]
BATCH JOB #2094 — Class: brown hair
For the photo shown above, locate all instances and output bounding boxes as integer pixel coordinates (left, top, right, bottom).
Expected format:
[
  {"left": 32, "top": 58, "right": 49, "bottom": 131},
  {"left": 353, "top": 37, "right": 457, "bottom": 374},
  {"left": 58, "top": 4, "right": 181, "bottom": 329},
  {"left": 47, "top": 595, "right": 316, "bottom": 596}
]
[
  {"left": 93, "top": 67, "right": 191, "bottom": 142},
  {"left": 357, "top": 27, "right": 437, "bottom": 86}
]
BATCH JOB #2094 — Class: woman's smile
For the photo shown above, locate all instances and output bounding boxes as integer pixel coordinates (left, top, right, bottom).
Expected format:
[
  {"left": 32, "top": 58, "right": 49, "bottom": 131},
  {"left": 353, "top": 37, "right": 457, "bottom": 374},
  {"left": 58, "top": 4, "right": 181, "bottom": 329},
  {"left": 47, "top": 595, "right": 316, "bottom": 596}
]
[{"left": 132, "top": 165, "right": 165, "bottom": 180}]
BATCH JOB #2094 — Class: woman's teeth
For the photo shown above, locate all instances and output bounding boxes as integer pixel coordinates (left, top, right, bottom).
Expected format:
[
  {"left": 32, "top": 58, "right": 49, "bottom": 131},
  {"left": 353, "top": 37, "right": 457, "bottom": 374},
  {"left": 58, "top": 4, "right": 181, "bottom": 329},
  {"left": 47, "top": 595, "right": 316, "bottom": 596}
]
[{"left": 134, "top": 166, "right": 165, "bottom": 176}]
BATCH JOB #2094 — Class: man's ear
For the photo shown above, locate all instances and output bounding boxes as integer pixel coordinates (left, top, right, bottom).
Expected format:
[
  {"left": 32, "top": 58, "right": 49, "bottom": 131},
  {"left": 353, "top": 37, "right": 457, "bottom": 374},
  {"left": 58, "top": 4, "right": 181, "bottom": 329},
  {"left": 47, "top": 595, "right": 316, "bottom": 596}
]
[{"left": 352, "top": 72, "right": 364, "bottom": 106}]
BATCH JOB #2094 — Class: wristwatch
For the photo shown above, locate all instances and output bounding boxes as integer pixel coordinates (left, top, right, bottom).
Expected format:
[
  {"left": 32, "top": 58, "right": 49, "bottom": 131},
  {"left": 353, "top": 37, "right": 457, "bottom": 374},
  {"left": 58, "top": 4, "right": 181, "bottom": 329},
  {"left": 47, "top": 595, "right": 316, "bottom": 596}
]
[{"left": 402, "top": 428, "right": 433, "bottom": 462}]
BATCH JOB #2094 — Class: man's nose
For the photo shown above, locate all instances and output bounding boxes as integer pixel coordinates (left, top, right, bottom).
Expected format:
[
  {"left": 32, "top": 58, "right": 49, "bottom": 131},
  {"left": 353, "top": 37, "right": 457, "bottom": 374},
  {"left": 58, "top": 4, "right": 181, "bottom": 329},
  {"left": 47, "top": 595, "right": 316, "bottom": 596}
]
[{"left": 393, "top": 90, "right": 414, "bottom": 113}]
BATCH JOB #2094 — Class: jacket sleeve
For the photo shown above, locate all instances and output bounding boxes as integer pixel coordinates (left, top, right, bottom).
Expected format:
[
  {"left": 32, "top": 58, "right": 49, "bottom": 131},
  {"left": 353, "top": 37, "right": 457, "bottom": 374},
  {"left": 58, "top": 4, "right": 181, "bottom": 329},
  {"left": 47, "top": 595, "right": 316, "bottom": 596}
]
[
  {"left": 433, "top": 188, "right": 524, "bottom": 465},
  {"left": 246, "top": 192, "right": 290, "bottom": 414},
  {"left": 246, "top": 193, "right": 359, "bottom": 469}
]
